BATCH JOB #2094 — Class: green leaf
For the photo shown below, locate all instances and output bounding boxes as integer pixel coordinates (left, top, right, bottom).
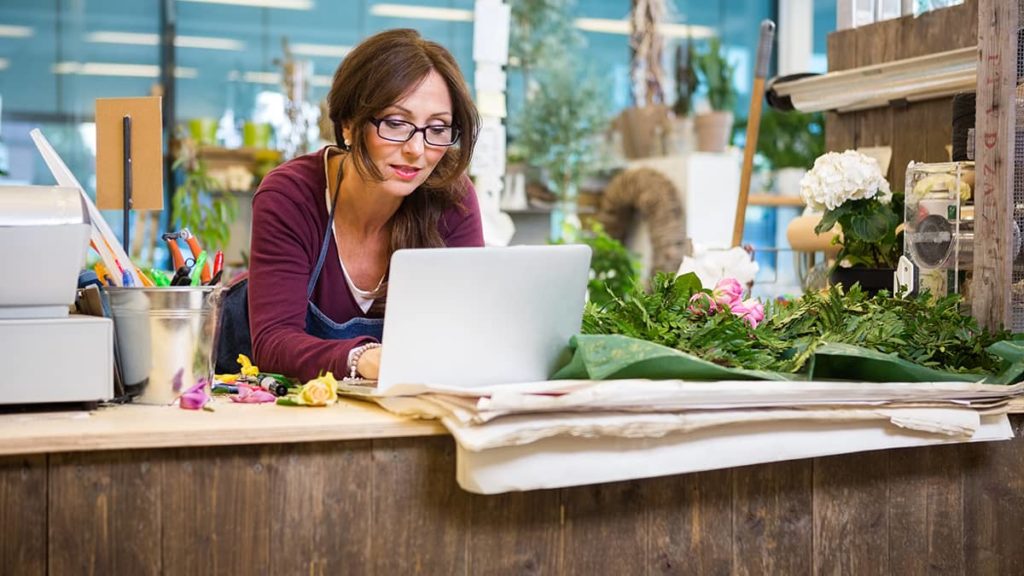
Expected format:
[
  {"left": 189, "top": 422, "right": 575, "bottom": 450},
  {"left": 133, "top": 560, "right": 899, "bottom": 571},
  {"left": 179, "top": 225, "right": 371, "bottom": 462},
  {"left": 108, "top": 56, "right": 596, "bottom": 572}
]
[
  {"left": 810, "top": 343, "right": 983, "bottom": 383},
  {"left": 815, "top": 208, "right": 842, "bottom": 234},
  {"left": 553, "top": 334, "right": 792, "bottom": 381},
  {"left": 671, "top": 272, "right": 703, "bottom": 300},
  {"left": 848, "top": 203, "right": 897, "bottom": 243}
]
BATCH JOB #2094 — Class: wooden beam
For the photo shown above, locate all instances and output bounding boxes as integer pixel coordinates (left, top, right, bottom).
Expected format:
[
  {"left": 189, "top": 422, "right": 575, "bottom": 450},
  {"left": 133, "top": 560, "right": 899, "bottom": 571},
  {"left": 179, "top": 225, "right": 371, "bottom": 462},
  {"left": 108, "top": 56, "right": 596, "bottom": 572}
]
[{"left": 971, "top": 0, "right": 1018, "bottom": 330}]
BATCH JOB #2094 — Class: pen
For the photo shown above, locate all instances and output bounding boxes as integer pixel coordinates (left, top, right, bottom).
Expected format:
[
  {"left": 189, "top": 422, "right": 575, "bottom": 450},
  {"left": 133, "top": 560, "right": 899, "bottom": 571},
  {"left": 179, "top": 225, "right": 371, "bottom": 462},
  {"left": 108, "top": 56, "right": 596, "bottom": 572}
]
[
  {"left": 149, "top": 268, "right": 171, "bottom": 287},
  {"left": 136, "top": 267, "right": 155, "bottom": 287},
  {"left": 213, "top": 250, "right": 224, "bottom": 276},
  {"left": 190, "top": 251, "right": 208, "bottom": 287}
]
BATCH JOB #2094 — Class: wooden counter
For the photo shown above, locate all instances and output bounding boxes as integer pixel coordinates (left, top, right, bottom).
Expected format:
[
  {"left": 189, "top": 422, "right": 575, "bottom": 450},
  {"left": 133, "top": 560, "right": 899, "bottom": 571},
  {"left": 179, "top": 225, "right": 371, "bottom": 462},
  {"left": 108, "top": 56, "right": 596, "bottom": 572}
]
[
  {"left": 2, "top": 399, "right": 1024, "bottom": 574},
  {"left": 0, "top": 398, "right": 443, "bottom": 456}
]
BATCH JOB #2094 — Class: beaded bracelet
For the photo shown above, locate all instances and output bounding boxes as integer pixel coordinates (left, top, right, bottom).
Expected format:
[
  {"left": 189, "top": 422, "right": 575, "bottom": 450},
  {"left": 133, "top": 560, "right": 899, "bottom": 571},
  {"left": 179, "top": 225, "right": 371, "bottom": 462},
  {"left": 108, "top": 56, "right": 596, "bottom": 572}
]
[{"left": 348, "top": 342, "right": 382, "bottom": 379}]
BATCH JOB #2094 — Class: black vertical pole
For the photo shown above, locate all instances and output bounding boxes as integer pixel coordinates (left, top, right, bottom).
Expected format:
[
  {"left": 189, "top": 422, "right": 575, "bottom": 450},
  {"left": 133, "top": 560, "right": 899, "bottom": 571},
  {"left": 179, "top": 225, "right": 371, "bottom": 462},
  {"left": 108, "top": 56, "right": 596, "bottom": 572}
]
[
  {"left": 123, "top": 115, "right": 132, "bottom": 252},
  {"left": 159, "top": 0, "right": 176, "bottom": 236}
]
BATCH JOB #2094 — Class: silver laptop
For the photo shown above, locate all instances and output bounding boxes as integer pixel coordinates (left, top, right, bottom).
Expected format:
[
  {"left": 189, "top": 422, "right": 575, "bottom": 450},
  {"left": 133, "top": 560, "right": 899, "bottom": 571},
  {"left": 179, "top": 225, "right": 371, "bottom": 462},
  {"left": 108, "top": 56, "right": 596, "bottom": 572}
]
[{"left": 368, "top": 244, "right": 592, "bottom": 393}]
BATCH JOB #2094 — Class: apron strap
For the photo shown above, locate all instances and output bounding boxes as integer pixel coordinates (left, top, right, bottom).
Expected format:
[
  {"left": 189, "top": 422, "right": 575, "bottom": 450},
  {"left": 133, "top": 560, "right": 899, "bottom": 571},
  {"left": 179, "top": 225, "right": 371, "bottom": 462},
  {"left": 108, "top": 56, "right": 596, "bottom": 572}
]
[{"left": 307, "top": 157, "right": 344, "bottom": 299}]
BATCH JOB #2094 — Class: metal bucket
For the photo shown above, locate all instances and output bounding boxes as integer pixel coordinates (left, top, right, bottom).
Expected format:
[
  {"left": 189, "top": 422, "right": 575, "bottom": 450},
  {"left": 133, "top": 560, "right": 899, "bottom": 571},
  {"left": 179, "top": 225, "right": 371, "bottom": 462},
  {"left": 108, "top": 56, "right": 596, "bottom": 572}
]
[{"left": 106, "top": 286, "right": 221, "bottom": 405}]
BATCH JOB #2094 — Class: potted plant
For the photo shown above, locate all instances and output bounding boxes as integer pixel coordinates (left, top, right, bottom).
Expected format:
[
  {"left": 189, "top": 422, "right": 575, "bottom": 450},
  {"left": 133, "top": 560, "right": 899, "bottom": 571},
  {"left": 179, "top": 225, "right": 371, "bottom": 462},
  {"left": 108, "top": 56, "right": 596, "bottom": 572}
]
[
  {"left": 694, "top": 37, "right": 737, "bottom": 153},
  {"left": 611, "top": 0, "right": 673, "bottom": 159},
  {"left": 514, "top": 60, "right": 609, "bottom": 240},
  {"left": 801, "top": 150, "right": 903, "bottom": 294},
  {"left": 756, "top": 109, "right": 824, "bottom": 195},
  {"left": 172, "top": 134, "right": 238, "bottom": 253},
  {"left": 557, "top": 223, "right": 641, "bottom": 306},
  {"left": 669, "top": 36, "right": 700, "bottom": 154}
]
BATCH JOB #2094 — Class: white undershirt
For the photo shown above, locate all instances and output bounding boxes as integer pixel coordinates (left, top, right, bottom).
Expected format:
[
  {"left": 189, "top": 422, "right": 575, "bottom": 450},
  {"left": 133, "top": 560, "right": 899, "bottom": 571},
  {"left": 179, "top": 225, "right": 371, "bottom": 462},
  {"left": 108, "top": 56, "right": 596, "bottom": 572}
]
[{"left": 324, "top": 150, "right": 374, "bottom": 314}]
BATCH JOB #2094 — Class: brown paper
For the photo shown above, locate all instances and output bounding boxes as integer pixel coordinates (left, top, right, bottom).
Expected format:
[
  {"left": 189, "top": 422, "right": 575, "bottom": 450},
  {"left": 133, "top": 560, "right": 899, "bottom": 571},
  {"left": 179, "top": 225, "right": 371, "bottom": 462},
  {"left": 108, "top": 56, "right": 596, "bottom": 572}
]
[{"left": 96, "top": 97, "right": 163, "bottom": 210}]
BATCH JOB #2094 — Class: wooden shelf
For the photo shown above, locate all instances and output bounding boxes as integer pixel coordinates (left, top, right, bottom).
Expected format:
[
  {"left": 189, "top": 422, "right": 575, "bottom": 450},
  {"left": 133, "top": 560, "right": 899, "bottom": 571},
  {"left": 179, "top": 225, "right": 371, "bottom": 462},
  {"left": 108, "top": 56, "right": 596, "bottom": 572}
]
[
  {"left": 197, "top": 145, "right": 282, "bottom": 166},
  {"left": 748, "top": 194, "right": 805, "bottom": 207}
]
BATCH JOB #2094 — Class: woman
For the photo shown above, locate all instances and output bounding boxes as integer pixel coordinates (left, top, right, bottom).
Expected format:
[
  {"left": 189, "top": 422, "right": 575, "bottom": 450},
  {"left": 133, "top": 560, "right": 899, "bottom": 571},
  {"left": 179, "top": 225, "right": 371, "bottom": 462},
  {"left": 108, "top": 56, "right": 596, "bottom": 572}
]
[{"left": 247, "top": 28, "right": 483, "bottom": 382}]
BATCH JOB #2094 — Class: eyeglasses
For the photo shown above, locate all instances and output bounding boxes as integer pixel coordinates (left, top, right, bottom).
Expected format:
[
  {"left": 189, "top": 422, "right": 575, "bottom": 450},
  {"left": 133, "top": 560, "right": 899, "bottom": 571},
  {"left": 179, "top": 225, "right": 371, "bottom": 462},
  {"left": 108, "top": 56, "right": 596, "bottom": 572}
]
[{"left": 369, "top": 117, "right": 460, "bottom": 147}]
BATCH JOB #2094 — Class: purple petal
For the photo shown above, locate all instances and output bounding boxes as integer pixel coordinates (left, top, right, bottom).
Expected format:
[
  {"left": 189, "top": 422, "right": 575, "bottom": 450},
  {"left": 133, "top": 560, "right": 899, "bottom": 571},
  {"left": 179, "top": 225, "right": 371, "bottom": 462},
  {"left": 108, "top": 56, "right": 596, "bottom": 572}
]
[{"left": 171, "top": 368, "right": 185, "bottom": 392}]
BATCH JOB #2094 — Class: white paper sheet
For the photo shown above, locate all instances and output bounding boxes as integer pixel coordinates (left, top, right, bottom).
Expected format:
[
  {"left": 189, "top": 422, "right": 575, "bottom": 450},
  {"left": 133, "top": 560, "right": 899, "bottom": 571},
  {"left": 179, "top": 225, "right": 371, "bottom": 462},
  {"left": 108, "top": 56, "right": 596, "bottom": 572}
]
[{"left": 455, "top": 414, "right": 1013, "bottom": 494}]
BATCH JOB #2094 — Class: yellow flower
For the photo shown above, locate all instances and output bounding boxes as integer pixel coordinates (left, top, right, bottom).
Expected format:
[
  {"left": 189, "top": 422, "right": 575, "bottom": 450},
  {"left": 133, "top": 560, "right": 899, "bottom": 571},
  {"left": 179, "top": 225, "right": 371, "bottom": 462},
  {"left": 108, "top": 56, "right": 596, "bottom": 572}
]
[
  {"left": 237, "top": 354, "right": 259, "bottom": 377},
  {"left": 298, "top": 372, "right": 338, "bottom": 406}
]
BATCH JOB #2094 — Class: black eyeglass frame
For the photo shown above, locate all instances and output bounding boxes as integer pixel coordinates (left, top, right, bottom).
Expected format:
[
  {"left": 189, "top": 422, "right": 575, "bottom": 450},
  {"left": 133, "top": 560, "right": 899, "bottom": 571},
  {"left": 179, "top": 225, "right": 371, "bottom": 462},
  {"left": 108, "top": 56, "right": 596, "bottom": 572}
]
[{"left": 368, "top": 117, "right": 461, "bottom": 147}]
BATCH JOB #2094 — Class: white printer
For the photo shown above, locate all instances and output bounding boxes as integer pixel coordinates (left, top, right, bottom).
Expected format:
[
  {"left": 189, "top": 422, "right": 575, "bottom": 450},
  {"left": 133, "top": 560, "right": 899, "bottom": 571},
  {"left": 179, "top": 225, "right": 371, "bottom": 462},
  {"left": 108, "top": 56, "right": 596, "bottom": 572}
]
[{"left": 0, "top": 185, "right": 113, "bottom": 405}]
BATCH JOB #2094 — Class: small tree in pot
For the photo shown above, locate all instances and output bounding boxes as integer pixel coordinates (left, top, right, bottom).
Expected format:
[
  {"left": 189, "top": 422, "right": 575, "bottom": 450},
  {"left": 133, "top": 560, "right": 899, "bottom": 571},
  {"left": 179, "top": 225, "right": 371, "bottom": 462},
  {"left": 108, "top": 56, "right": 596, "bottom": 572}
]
[
  {"left": 694, "top": 37, "right": 738, "bottom": 153},
  {"left": 668, "top": 36, "right": 700, "bottom": 154},
  {"left": 515, "top": 60, "right": 609, "bottom": 240}
]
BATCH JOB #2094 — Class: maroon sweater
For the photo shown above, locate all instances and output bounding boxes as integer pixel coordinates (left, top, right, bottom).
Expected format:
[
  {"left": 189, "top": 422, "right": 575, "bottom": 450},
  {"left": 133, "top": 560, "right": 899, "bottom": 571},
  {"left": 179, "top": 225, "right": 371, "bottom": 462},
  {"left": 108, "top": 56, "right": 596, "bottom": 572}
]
[{"left": 248, "top": 148, "right": 484, "bottom": 381}]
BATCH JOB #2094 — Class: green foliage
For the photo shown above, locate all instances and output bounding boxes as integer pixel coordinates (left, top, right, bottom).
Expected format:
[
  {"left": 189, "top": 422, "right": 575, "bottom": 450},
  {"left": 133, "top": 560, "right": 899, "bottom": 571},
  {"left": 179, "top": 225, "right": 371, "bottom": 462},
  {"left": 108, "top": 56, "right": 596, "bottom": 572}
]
[
  {"left": 559, "top": 224, "right": 641, "bottom": 307},
  {"left": 509, "top": 0, "right": 582, "bottom": 74},
  {"left": 754, "top": 109, "right": 825, "bottom": 170},
  {"left": 672, "top": 37, "right": 699, "bottom": 117},
  {"left": 172, "top": 152, "right": 237, "bottom": 252},
  {"left": 515, "top": 62, "right": 610, "bottom": 199},
  {"left": 695, "top": 38, "right": 737, "bottom": 112},
  {"left": 815, "top": 193, "right": 904, "bottom": 269},
  {"left": 583, "top": 273, "right": 1009, "bottom": 376}
]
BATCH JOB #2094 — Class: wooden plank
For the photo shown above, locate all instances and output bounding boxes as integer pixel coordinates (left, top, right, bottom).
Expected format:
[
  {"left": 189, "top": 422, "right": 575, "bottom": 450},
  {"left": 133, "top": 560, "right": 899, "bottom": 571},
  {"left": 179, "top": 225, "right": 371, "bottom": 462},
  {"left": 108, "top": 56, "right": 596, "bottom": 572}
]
[
  {"left": 971, "top": 0, "right": 1018, "bottom": 330},
  {"left": 464, "top": 489, "right": 561, "bottom": 575},
  {"left": 48, "top": 450, "right": 162, "bottom": 575},
  {"left": 963, "top": 426, "right": 1024, "bottom": 573},
  {"left": 561, "top": 479, "right": 648, "bottom": 575},
  {"left": 921, "top": 98, "right": 958, "bottom": 164},
  {"left": 371, "top": 436, "right": 469, "bottom": 574},
  {"left": 747, "top": 194, "right": 805, "bottom": 207},
  {"left": 0, "top": 455, "right": 46, "bottom": 576},
  {"left": 891, "top": 101, "right": 935, "bottom": 187},
  {"left": 825, "top": 29, "right": 858, "bottom": 153},
  {"left": 646, "top": 468, "right": 733, "bottom": 575},
  {"left": 888, "top": 444, "right": 965, "bottom": 575},
  {"left": 161, "top": 444, "right": 272, "bottom": 575},
  {"left": 897, "top": 0, "right": 978, "bottom": 60},
  {"left": 813, "top": 451, "right": 890, "bottom": 575},
  {"left": 853, "top": 17, "right": 900, "bottom": 178},
  {"left": 732, "top": 460, "right": 813, "bottom": 575},
  {"left": 267, "top": 441, "right": 374, "bottom": 576},
  {"left": 853, "top": 17, "right": 902, "bottom": 68},
  {"left": 0, "top": 400, "right": 445, "bottom": 457}
]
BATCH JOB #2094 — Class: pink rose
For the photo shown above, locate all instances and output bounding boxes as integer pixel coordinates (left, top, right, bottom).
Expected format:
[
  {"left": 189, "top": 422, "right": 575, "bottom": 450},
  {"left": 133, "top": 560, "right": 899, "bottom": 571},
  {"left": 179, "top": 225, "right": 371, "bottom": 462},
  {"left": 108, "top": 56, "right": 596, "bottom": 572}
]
[
  {"left": 688, "top": 292, "right": 718, "bottom": 315},
  {"left": 230, "top": 384, "right": 277, "bottom": 404},
  {"left": 712, "top": 278, "right": 744, "bottom": 308},
  {"left": 731, "top": 298, "right": 765, "bottom": 328}
]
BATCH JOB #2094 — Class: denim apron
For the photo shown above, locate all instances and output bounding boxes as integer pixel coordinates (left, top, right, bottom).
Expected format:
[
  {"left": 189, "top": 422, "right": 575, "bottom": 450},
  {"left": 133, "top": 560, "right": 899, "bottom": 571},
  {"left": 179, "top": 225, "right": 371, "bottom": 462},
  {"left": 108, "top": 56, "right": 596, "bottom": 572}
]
[{"left": 304, "top": 187, "right": 385, "bottom": 341}]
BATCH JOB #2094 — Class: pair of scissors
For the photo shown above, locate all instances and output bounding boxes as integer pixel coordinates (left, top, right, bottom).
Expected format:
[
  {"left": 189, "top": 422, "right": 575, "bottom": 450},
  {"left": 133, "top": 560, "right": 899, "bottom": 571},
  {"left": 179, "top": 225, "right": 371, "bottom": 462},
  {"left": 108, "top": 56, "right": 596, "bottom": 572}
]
[{"left": 170, "top": 257, "right": 196, "bottom": 286}]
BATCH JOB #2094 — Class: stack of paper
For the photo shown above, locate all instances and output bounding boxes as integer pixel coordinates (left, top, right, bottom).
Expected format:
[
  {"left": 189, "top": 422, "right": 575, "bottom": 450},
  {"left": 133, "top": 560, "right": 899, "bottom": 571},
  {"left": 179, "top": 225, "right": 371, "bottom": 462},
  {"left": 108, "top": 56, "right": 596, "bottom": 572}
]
[{"left": 350, "top": 379, "right": 1023, "bottom": 494}]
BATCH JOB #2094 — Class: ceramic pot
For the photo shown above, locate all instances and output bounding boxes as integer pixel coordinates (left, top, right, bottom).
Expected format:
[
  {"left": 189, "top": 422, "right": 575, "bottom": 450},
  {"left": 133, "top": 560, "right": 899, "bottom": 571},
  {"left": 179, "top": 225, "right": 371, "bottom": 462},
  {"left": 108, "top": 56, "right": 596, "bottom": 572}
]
[{"left": 694, "top": 111, "right": 734, "bottom": 153}]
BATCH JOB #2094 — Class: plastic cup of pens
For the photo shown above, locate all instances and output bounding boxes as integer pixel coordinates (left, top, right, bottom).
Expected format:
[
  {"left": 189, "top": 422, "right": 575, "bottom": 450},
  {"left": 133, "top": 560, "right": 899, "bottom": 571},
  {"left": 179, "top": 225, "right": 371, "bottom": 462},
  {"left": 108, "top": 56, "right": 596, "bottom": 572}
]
[{"left": 106, "top": 286, "right": 222, "bottom": 405}]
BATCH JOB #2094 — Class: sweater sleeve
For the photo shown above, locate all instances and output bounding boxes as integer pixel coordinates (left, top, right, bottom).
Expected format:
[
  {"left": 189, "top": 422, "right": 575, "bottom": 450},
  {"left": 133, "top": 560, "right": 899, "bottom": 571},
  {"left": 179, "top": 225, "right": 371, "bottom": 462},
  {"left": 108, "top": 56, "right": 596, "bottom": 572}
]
[
  {"left": 248, "top": 185, "right": 375, "bottom": 382},
  {"left": 442, "top": 179, "right": 485, "bottom": 247}
]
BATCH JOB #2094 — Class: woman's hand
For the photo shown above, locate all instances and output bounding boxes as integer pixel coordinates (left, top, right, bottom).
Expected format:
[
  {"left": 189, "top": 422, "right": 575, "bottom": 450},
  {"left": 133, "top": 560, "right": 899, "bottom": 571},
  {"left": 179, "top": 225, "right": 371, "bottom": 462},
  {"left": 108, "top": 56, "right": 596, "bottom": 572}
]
[{"left": 357, "top": 346, "right": 382, "bottom": 380}]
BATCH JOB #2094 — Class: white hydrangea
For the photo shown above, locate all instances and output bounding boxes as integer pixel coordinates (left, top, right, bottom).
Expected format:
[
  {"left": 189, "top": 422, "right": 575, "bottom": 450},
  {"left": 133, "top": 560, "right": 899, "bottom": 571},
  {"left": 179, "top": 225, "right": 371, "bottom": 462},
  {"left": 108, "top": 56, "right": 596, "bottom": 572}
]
[{"left": 799, "top": 150, "right": 892, "bottom": 212}]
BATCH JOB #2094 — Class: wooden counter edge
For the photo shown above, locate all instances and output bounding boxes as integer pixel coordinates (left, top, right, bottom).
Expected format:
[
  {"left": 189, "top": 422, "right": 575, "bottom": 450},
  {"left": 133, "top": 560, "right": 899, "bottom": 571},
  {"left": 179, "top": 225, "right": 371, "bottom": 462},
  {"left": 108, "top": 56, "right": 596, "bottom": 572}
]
[{"left": 0, "top": 399, "right": 447, "bottom": 457}]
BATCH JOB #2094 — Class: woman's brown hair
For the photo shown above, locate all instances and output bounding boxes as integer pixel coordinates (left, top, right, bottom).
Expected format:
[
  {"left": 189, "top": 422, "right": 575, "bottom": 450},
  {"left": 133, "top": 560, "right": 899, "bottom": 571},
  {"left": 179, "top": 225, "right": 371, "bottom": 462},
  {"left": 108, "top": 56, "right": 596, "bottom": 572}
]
[{"left": 327, "top": 28, "right": 479, "bottom": 257}]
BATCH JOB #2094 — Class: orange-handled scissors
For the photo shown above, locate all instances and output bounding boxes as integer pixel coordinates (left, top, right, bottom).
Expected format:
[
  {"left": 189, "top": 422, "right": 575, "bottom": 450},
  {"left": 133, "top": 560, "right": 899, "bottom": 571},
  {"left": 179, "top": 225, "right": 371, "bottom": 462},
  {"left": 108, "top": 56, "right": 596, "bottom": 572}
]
[
  {"left": 180, "top": 229, "right": 211, "bottom": 283},
  {"left": 162, "top": 232, "right": 187, "bottom": 270}
]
